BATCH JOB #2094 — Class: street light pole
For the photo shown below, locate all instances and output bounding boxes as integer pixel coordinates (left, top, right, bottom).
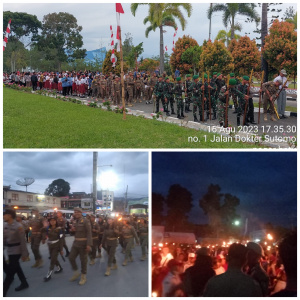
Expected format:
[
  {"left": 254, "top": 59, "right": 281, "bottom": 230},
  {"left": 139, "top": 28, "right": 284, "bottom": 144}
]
[
  {"left": 92, "top": 152, "right": 98, "bottom": 214},
  {"left": 97, "top": 164, "right": 112, "bottom": 214}
]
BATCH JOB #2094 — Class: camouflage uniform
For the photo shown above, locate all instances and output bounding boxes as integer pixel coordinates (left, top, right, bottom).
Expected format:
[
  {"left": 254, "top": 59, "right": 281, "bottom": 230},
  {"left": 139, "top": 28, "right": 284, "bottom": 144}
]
[
  {"left": 149, "top": 75, "right": 158, "bottom": 101},
  {"left": 154, "top": 79, "right": 166, "bottom": 113},
  {"left": 190, "top": 80, "right": 202, "bottom": 121},
  {"left": 135, "top": 75, "right": 143, "bottom": 103},
  {"left": 137, "top": 221, "right": 148, "bottom": 259},
  {"left": 163, "top": 80, "right": 175, "bottom": 115},
  {"left": 91, "top": 77, "right": 98, "bottom": 98},
  {"left": 209, "top": 77, "right": 218, "bottom": 119},
  {"left": 112, "top": 78, "right": 121, "bottom": 105},
  {"left": 262, "top": 81, "right": 279, "bottom": 119},
  {"left": 126, "top": 75, "right": 134, "bottom": 105},
  {"left": 99, "top": 77, "right": 107, "bottom": 99},
  {"left": 185, "top": 78, "right": 193, "bottom": 112},
  {"left": 173, "top": 81, "right": 185, "bottom": 118}
]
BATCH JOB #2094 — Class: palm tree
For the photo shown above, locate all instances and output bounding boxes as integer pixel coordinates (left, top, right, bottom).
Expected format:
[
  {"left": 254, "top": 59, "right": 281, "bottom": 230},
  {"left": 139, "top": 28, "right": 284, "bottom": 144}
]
[
  {"left": 286, "top": 12, "right": 297, "bottom": 30},
  {"left": 215, "top": 27, "right": 241, "bottom": 47},
  {"left": 207, "top": 3, "right": 260, "bottom": 40},
  {"left": 131, "top": 3, "right": 192, "bottom": 74}
]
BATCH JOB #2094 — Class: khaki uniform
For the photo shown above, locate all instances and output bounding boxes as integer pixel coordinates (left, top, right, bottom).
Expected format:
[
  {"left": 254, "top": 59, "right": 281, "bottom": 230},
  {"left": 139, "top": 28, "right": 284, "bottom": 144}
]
[
  {"left": 101, "top": 223, "right": 119, "bottom": 267},
  {"left": 69, "top": 216, "right": 92, "bottom": 274},
  {"left": 127, "top": 76, "right": 135, "bottom": 104},
  {"left": 262, "top": 81, "right": 279, "bottom": 115},
  {"left": 99, "top": 78, "right": 107, "bottom": 99},
  {"left": 90, "top": 221, "right": 100, "bottom": 260},
  {"left": 137, "top": 223, "right": 148, "bottom": 257},
  {"left": 47, "top": 226, "right": 63, "bottom": 271},
  {"left": 91, "top": 78, "right": 98, "bottom": 98},
  {"left": 121, "top": 224, "right": 139, "bottom": 262},
  {"left": 135, "top": 78, "right": 143, "bottom": 102},
  {"left": 112, "top": 80, "right": 121, "bottom": 105},
  {"left": 149, "top": 76, "right": 158, "bottom": 100},
  {"left": 29, "top": 216, "right": 46, "bottom": 261}
]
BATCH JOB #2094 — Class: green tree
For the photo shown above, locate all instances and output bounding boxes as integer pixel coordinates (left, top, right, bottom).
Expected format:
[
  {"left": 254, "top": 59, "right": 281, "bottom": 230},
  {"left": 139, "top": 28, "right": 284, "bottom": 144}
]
[
  {"left": 152, "top": 193, "right": 165, "bottom": 225},
  {"left": 138, "top": 58, "right": 159, "bottom": 72},
  {"left": 127, "top": 42, "right": 144, "bottom": 70},
  {"left": 122, "top": 32, "right": 134, "bottom": 61},
  {"left": 3, "top": 11, "right": 41, "bottom": 44},
  {"left": 215, "top": 28, "right": 241, "bottom": 47},
  {"left": 165, "top": 184, "right": 193, "bottom": 231},
  {"left": 37, "top": 12, "right": 86, "bottom": 70},
  {"left": 102, "top": 49, "right": 128, "bottom": 75},
  {"left": 181, "top": 45, "right": 202, "bottom": 74},
  {"left": 207, "top": 3, "right": 260, "bottom": 40},
  {"left": 45, "top": 179, "right": 70, "bottom": 197},
  {"left": 131, "top": 3, "right": 192, "bottom": 74}
]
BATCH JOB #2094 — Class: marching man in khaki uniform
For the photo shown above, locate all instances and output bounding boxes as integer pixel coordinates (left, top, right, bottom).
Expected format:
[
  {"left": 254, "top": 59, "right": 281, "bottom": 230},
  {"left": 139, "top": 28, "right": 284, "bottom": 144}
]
[{"left": 68, "top": 207, "right": 92, "bottom": 285}]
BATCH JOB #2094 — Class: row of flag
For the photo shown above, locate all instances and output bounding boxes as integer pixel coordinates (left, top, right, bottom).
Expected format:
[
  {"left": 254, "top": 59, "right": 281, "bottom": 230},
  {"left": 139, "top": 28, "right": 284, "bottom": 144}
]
[{"left": 3, "top": 19, "right": 11, "bottom": 51}]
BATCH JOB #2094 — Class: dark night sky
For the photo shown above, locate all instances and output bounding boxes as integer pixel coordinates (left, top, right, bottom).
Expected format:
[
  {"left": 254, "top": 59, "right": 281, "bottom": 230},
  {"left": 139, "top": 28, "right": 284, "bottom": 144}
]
[{"left": 152, "top": 152, "right": 297, "bottom": 229}]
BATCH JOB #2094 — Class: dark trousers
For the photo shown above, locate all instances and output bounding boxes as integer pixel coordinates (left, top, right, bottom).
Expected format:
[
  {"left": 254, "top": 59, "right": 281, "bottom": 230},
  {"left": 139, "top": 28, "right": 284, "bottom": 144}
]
[
  {"left": 32, "top": 82, "right": 37, "bottom": 91},
  {"left": 3, "top": 254, "right": 28, "bottom": 297},
  {"left": 62, "top": 86, "right": 68, "bottom": 96}
]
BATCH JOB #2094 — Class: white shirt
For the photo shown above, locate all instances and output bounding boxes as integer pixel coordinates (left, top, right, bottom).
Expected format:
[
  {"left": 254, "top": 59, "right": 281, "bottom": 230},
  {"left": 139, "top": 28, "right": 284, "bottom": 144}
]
[{"left": 273, "top": 75, "right": 288, "bottom": 90}]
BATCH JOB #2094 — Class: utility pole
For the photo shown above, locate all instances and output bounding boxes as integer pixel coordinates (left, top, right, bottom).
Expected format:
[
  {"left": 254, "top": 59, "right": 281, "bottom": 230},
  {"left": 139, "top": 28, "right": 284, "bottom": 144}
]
[
  {"left": 92, "top": 152, "right": 98, "bottom": 214},
  {"left": 209, "top": 3, "right": 212, "bottom": 41}
]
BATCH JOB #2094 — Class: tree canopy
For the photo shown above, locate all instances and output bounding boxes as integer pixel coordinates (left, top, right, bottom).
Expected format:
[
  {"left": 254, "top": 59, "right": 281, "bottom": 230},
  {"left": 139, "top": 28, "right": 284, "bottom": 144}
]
[{"left": 44, "top": 179, "right": 70, "bottom": 197}]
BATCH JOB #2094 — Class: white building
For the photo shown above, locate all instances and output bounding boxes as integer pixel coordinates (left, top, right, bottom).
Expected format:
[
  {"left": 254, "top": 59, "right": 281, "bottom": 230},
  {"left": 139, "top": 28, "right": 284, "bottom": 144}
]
[
  {"left": 3, "top": 186, "right": 62, "bottom": 216},
  {"left": 97, "top": 190, "right": 114, "bottom": 211}
]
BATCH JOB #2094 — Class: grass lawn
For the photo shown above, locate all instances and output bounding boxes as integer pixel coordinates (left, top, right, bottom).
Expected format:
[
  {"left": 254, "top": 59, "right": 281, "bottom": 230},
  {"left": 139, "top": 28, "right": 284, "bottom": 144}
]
[{"left": 3, "top": 88, "right": 261, "bottom": 148}]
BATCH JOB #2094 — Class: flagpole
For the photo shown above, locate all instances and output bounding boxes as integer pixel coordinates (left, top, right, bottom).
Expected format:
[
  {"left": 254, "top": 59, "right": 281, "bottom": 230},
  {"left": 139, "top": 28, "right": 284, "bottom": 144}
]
[{"left": 119, "top": 27, "right": 126, "bottom": 120}]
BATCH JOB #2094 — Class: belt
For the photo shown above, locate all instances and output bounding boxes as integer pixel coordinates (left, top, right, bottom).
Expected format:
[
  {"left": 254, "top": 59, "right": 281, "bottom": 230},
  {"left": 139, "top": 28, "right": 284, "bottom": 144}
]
[
  {"left": 124, "top": 235, "right": 133, "bottom": 239},
  {"left": 107, "top": 237, "right": 117, "bottom": 240},
  {"left": 7, "top": 242, "right": 21, "bottom": 247},
  {"left": 48, "top": 240, "right": 59, "bottom": 244},
  {"left": 75, "top": 238, "right": 87, "bottom": 241},
  {"left": 31, "top": 232, "right": 42, "bottom": 235}
]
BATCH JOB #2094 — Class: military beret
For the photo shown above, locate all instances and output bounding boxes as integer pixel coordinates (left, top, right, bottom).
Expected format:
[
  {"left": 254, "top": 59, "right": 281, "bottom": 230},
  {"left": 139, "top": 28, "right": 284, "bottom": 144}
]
[
  {"left": 243, "top": 76, "right": 249, "bottom": 81},
  {"left": 230, "top": 73, "right": 235, "bottom": 77},
  {"left": 186, "top": 74, "right": 191, "bottom": 78},
  {"left": 193, "top": 75, "right": 199, "bottom": 80},
  {"left": 165, "top": 77, "right": 170, "bottom": 80},
  {"left": 229, "top": 79, "right": 237, "bottom": 85},
  {"left": 204, "top": 74, "right": 208, "bottom": 79},
  {"left": 213, "top": 72, "right": 218, "bottom": 75},
  {"left": 176, "top": 77, "right": 181, "bottom": 81},
  {"left": 217, "top": 73, "right": 221, "bottom": 77},
  {"left": 74, "top": 207, "right": 82, "bottom": 212}
]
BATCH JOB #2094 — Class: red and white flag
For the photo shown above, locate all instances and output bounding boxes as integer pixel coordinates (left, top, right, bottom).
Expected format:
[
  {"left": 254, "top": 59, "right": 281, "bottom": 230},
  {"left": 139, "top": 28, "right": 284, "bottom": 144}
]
[
  {"left": 110, "top": 25, "right": 116, "bottom": 67},
  {"left": 116, "top": 3, "right": 124, "bottom": 52},
  {"left": 172, "top": 27, "right": 178, "bottom": 52},
  {"left": 165, "top": 45, "right": 168, "bottom": 52},
  {"left": 3, "top": 19, "right": 11, "bottom": 51}
]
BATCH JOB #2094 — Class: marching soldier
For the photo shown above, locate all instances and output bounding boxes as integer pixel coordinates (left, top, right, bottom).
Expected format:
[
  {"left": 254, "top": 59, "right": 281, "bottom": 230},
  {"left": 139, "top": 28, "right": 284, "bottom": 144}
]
[
  {"left": 89, "top": 214, "right": 99, "bottom": 266},
  {"left": 173, "top": 77, "right": 185, "bottom": 119},
  {"left": 154, "top": 76, "right": 166, "bottom": 113},
  {"left": 163, "top": 77, "right": 175, "bottom": 116},
  {"left": 68, "top": 207, "right": 92, "bottom": 286},
  {"left": 43, "top": 216, "right": 64, "bottom": 282},
  {"left": 121, "top": 218, "right": 139, "bottom": 266},
  {"left": 112, "top": 76, "right": 121, "bottom": 105},
  {"left": 261, "top": 79, "right": 282, "bottom": 121},
  {"left": 4, "top": 208, "right": 29, "bottom": 296},
  {"left": 29, "top": 207, "right": 46, "bottom": 268},
  {"left": 137, "top": 218, "right": 148, "bottom": 261},
  {"left": 100, "top": 216, "right": 119, "bottom": 276},
  {"left": 56, "top": 210, "right": 70, "bottom": 257},
  {"left": 184, "top": 74, "right": 193, "bottom": 112}
]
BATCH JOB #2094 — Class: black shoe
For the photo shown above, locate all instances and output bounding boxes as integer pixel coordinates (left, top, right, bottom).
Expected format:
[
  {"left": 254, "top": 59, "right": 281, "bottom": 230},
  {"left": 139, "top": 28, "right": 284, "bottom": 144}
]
[
  {"left": 181, "top": 114, "right": 185, "bottom": 118},
  {"left": 237, "top": 117, "right": 240, "bottom": 126},
  {"left": 194, "top": 116, "right": 199, "bottom": 122},
  {"left": 250, "top": 120, "right": 256, "bottom": 124},
  {"left": 220, "top": 122, "right": 224, "bottom": 127},
  {"left": 166, "top": 112, "right": 170, "bottom": 116},
  {"left": 15, "top": 283, "right": 29, "bottom": 292},
  {"left": 65, "top": 252, "right": 70, "bottom": 257},
  {"left": 212, "top": 112, "right": 216, "bottom": 120},
  {"left": 233, "top": 110, "right": 238, "bottom": 114},
  {"left": 200, "top": 115, "right": 203, "bottom": 122},
  {"left": 171, "top": 110, "right": 176, "bottom": 115},
  {"left": 177, "top": 115, "right": 182, "bottom": 119}
]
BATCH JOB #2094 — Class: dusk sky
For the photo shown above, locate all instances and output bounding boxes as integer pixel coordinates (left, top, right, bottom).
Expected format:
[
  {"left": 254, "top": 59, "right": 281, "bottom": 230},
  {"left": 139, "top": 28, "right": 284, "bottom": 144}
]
[
  {"left": 3, "top": 151, "right": 148, "bottom": 198},
  {"left": 152, "top": 152, "right": 296, "bottom": 229},
  {"left": 3, "top": 2, "right": 296, "bottom": 58}
]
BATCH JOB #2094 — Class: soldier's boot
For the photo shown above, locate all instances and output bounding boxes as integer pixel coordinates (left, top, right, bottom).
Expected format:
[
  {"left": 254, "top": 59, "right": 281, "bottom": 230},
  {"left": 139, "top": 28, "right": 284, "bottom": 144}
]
[
  {"left": 65, "top": 250, "right": 70, "bottom": 257},
  {"left": 122, "top": 259, "right": 128, "bottom": 266},
  {"left": 166, "top": 111, "right": 170, "bottom": 116},
  {"left": 206, "top": 111, "right": 210, "bottom": 121},
  {"left": 270, "top": 115, "right": 277, "bottom": 121},
  {"left": 89, "top": 259, "right": 95, "bottom": 265},
  {"left": 15, "top": 282, "right": 29, "bottom": 292},
  {"left": 105, "top": 267, "right": 111, "bottom": 276},
  {"left": 54, "top": 265, "right": 63, "bottom": 274},
  {"left": 79, "top": 274, "right": 87, "bottom": 285},
  {"left": 69, "top": 270, "right": 80, "bottom": 282},
  {"left": 212, "top": 112, "right": 217, "bottom": 120},
  {"left": 264, "top": 114, "right": 268, "bottom": 121},
  {"left": 44, "top": 270, "right": 53, "bottom": 282},
  {"left": 31, "top": 260, "right": 39, "bottom": 268},
  {"left": 177, "top": 114, "right": 182, "bottom": 119},
  {"left": 199, "top": 114, "right": 203, "bottom": 122},
  {"left": 129, "top": 256, "right": 134, "bottom": 262},
  {"left": 111, "top": 263, "right": 118, "bottom": 270},
  {"left": 140, "top": 255, "right": 146, "bottom": 261},
  {"left": 220, "top": 122, "right": 224, "bottom": 127},
  {"left": 194, "top": 115, "right": 199, "bottom": 122},
  {"left": 171, "top": 109, "right": 176, "bottom": 115},
  {"left": 237, "top": 116, "right": 240, "bottom": 126},
  {"left": 37, "top": 259, "right": 43, "bottom": 268},
  {"left": 181, "top": 112, "right": 185, "bottom": 118}
]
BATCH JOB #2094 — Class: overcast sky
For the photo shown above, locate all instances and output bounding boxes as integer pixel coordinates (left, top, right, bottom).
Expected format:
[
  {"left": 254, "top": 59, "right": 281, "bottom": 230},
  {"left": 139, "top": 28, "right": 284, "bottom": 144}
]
[
  {"left": 152, "top": 152, "right": 296, "bottom": 229},
  {"left": 3, "top": 151, "right": 149, "bottom": 198},
  {"left": 3, "top": 2, "right": 297, "bottom": 58}
]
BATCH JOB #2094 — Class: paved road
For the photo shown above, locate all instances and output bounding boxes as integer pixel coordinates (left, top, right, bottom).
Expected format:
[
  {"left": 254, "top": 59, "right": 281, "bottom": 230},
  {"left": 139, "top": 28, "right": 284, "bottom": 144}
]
[{"left": 4, "top": 236, "right": 148, "bottom": 297}]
